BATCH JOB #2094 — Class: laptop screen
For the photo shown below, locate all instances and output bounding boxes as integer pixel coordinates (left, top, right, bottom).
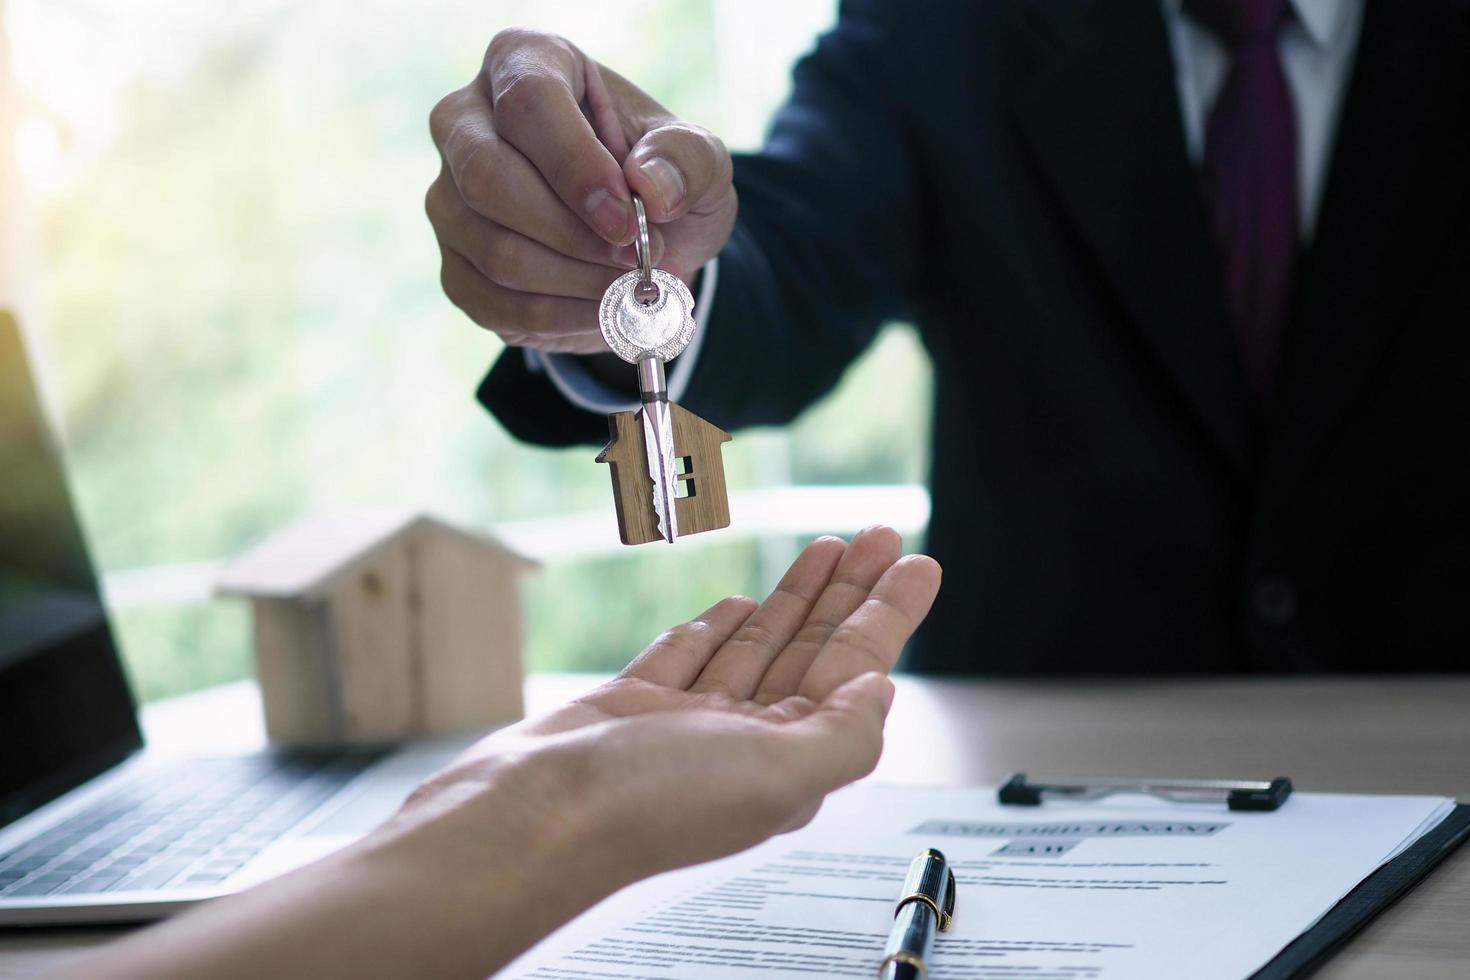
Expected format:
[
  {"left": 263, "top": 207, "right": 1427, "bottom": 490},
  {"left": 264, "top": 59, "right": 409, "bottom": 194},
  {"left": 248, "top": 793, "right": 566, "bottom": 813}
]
[{"left": 0, "top": 315, "right": 142, "bottom": 827}]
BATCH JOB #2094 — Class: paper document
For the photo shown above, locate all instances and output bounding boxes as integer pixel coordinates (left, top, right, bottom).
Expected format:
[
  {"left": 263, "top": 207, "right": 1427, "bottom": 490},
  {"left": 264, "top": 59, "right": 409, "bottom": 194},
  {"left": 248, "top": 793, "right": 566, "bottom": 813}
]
[{"left": 503, "top": 784, "right": 1453, "bottom": 979}]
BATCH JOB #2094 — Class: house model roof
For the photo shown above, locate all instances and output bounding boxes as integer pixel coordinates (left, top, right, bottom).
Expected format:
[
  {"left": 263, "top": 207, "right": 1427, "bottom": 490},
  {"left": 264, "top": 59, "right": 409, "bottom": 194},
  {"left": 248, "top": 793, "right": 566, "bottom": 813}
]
[{"left": 215, "top": 509, "right": 534, "bottom": 600}]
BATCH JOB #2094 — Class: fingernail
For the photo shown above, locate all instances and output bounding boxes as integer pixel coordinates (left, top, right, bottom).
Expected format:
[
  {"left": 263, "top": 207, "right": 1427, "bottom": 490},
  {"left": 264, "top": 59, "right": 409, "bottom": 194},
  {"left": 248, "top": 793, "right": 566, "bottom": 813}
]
[
  {"left": 585, "top": 188, "right": 630, "bottom": 243},
  {"left": 638, "top": 156, "right": 686, "bottom": 212}
]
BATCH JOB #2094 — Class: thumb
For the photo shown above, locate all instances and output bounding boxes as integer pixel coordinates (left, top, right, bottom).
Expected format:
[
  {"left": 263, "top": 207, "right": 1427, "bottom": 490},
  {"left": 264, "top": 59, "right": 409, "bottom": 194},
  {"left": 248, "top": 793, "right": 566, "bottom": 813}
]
[
  {"left": 787, "top": 672, "right": 896, "bottom": 792},
  {"left": 624, "top": 121, "right": 733, "bottom": 223}
]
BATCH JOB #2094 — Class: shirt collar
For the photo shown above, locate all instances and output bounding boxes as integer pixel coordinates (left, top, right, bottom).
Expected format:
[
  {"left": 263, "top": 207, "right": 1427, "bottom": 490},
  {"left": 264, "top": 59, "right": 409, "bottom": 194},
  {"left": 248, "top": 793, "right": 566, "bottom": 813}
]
[{"left": 1292, "top": 0, "right": 1350, "bottom": 49}]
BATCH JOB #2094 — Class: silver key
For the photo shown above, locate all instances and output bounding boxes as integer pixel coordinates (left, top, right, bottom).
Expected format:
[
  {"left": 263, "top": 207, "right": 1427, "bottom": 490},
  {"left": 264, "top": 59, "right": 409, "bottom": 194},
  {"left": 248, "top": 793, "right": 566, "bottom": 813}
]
[
  {"left": 599, "top": 268, "right": 696, "bottom": 365},
  {"left": 597, "top": 196, "right": 696, "bottom": 543}
]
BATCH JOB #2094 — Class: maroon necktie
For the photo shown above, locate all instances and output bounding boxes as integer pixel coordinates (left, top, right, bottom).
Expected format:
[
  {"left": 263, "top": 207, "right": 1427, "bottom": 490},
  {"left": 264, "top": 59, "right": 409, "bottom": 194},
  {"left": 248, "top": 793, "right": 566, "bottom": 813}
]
[{"left": 1185, "top": 0, "right": 1298, "bottom": 420}]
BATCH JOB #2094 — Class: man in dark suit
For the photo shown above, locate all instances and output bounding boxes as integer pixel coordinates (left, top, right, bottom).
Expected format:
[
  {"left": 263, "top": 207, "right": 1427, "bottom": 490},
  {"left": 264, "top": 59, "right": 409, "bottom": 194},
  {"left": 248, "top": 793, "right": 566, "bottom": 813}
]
[{"left": 426, "top": 0, "right": 1468, "bottom": 674}]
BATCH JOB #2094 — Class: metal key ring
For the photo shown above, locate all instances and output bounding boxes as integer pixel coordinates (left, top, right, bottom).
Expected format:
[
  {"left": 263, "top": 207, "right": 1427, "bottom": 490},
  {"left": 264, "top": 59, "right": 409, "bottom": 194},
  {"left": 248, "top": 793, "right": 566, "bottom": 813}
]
[{"left": 632, "top": 194, "right": 660, "bottom": 305}]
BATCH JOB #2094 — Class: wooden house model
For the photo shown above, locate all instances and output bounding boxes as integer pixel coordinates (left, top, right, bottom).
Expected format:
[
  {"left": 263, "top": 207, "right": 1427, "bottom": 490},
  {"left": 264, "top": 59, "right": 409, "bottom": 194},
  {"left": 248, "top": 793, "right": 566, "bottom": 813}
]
[
  {"left": 217, "top": 511, "right": 533, "bottom": 745},
  {"left": 597, "top": 404, "right": 732, "bottom": 545}
]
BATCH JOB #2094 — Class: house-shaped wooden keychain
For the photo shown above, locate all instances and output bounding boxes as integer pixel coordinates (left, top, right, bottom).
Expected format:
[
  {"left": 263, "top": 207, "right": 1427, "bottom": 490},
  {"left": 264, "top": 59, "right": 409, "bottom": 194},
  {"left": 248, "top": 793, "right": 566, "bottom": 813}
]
[{"left": 597, "top": 404, "right": 732, "bottom": 545}]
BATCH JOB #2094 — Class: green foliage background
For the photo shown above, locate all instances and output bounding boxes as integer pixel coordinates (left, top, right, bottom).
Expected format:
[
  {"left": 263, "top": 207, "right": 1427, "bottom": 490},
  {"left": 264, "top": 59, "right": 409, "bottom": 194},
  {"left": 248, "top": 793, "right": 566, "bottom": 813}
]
[{"left": 19, "top": 0, "right": 933, "bottom": 701}]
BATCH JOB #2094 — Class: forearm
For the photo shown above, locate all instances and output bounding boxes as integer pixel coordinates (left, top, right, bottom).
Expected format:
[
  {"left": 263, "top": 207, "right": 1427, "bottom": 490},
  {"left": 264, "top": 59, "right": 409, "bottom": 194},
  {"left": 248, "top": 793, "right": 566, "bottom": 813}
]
[
  {"left": 63, "top": 754, "right": 639, "bottom": 980},
  {"left": 666, "top": 6, "right": 925, "bottom": 429},
  {"left": 60, "top": 532, "right": 938, "bottom": 979}
]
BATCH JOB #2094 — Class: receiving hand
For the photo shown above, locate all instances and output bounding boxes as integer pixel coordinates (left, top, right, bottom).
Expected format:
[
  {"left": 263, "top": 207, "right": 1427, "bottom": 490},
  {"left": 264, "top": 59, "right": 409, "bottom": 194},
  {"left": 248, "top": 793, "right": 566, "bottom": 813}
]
[
  {"left": 395, "top": 526, "right": 941, "bottom": 883},
  {"left": 426, "top": 29, "right": 738, "bottom": 354}
]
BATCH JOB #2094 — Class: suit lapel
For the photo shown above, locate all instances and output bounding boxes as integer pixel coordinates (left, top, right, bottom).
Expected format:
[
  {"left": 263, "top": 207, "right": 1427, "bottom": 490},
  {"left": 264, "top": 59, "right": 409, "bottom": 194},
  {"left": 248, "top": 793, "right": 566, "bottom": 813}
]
[
  {"left": 1011, "top": 0, "right": 1254, "bottom": 477},
  {"left": 1261, "top": 0, "right": 1470, "bottom": 491}
]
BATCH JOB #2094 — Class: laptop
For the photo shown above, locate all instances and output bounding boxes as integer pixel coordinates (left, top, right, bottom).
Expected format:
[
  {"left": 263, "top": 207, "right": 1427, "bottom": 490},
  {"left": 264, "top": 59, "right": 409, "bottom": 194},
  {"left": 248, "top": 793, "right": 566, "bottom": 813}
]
[{"left": 0, "top": 313, "right": 477, "bottom": 925}]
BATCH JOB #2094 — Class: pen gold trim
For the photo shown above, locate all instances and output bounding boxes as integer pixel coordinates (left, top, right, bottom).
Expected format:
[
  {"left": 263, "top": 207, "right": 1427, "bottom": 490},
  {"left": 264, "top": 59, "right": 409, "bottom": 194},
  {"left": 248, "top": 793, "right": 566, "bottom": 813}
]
[
  {"left": 897, "top": 891, "right": 954, "bottom": 932},
  {"left": 879, "top": 950, "right": 927, "bottom": 979},
  {"left": 878, "top": 849, "right": 957, "bottom": 979}
]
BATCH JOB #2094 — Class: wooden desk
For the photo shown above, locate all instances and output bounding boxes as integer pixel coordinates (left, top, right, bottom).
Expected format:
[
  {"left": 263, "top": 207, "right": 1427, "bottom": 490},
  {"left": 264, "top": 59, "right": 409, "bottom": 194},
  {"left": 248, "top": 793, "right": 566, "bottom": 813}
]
[{"left": 3, "top": 675, "right": 1467, "bottom": 978}]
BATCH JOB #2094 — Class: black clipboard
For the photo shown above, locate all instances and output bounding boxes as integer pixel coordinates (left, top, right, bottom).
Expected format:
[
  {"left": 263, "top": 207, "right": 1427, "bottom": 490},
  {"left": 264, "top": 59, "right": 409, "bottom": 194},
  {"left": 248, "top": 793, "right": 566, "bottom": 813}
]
[
  {"left": 1251, "top": 803, "right": 1470, "bottom": 979},
  {"left": 999, "top": 775, "right": 1470, "bottom": 978}
]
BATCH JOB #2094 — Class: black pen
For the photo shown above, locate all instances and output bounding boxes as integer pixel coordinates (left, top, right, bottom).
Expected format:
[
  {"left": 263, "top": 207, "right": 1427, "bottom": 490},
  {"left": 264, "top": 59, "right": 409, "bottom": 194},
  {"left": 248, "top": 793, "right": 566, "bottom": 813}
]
[{"left": 879, "top": 848, "right": 957, "bottom": 979}]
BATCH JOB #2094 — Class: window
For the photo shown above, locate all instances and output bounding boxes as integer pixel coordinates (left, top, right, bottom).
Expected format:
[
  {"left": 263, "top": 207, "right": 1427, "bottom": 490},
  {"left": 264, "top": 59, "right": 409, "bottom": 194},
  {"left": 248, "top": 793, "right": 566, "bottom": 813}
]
[{"left": 2, "top": 0, "right": 932, "bottom": 701}]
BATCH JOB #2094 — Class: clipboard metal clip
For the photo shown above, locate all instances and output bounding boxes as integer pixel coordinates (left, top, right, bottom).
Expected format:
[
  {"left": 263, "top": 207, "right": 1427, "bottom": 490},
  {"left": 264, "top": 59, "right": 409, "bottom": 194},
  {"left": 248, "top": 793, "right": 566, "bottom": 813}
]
[{"left": 999, "top": 772, "right": 1293, "bottom": 811}]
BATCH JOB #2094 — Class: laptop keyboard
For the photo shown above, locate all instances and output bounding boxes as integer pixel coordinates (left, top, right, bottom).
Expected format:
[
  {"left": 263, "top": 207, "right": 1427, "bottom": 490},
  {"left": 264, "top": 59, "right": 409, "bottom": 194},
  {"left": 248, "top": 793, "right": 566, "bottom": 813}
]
[{"left": 0, "top": 750, "right": 383, "bottom": 899}]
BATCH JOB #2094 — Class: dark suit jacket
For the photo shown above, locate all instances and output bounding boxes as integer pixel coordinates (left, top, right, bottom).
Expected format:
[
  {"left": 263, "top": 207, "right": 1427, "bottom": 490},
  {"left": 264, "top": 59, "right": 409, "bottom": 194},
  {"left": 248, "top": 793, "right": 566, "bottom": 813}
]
[{"left": 480, "top": 0, "right": 1470, "bottom": 674}]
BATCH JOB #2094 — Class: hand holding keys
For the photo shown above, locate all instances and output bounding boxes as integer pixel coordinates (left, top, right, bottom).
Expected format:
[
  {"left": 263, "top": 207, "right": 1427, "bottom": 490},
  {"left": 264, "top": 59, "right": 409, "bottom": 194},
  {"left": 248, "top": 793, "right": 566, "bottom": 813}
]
[{"left": 596, "top": 196, "right": 731, "bottom": 545}]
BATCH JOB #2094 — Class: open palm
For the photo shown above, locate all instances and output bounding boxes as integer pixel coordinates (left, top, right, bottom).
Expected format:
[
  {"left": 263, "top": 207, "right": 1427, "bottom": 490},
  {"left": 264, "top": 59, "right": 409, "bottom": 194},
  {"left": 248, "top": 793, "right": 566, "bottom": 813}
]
[
  {"left": 389, "top": 527, "right": 941, "bottom": 919},
  {"left": 517, "top": 526, "right": 941, "bottom": 740}
]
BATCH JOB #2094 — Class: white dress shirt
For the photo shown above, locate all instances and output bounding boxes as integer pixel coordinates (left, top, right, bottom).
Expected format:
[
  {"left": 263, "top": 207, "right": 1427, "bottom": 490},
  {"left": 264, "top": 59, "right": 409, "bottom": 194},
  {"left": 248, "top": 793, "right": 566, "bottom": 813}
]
[
  {"left": 537, "top": 0, "right": 1364, "bottom": 415},
  {"left": 1164, "top": 0, "right": 1364, "bottom": 236}
]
